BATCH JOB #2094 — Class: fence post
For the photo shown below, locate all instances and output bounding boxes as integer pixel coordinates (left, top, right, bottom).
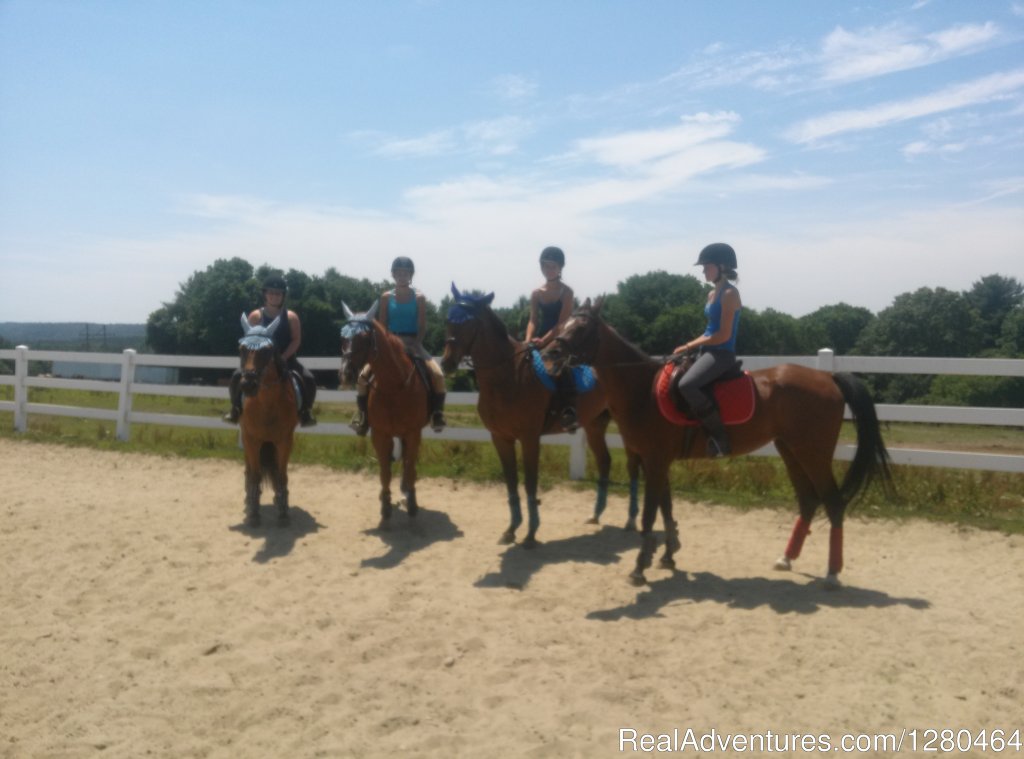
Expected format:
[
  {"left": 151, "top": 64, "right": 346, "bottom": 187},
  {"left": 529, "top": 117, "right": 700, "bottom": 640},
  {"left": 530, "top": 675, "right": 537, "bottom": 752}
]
[
  {"left": 568, "top": 431, "right": 586, "bottom": 480},
  {"left": 13, "top": 345, "right": 28, "bottom": 432},
  {"left": 817, "top": 348, "right": 835, "bottom": 373},
  {"left": 116, "top": 349, "right": 137, "bottom": 441}
]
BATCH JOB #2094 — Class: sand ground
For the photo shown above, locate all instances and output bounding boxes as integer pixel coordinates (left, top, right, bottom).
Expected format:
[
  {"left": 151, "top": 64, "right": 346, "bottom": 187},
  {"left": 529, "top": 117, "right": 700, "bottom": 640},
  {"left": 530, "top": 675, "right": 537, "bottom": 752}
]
[{"left": 1, "top": 439, "right": 1021, "bottom": 758}]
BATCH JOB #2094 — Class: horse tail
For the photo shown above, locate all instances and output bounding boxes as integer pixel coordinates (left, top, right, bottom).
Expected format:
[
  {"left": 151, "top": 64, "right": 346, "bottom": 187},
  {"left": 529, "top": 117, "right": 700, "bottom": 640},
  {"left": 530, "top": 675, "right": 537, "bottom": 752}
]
[
  {"left": 832, "top": 372, "right": 895, "bottom": 504},
  {"left": 259, "top": 442, "right": 279, "bottom": 486}
]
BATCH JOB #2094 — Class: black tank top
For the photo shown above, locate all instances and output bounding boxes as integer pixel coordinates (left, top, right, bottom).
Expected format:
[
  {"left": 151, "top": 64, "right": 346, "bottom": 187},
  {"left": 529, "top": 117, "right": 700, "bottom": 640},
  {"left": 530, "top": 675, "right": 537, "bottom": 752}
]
[
  {"left": 537, "top": 287, "right": 565, "bottom": 335},
  {"left": 261, "top": 308, "right": 293, "bottom": 356}
]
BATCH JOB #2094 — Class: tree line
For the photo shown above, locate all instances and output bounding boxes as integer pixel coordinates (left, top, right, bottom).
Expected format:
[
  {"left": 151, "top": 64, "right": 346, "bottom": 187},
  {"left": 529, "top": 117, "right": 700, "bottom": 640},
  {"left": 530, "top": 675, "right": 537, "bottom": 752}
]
[{"left": 143, "top": 257, "right": 1024, "bottom": 406}]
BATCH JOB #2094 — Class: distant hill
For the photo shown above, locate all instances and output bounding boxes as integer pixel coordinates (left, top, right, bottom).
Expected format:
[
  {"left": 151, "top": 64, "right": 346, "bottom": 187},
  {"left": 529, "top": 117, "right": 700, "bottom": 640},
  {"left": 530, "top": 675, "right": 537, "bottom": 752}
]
[{"left": 0, "top": 322, "right": 148, "bottom": 351}]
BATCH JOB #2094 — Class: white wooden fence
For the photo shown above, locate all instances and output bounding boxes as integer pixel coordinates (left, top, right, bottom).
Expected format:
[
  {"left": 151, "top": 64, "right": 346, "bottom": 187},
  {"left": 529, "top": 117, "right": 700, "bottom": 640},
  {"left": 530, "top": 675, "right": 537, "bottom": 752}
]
[{"left": 1, "top": 346, "right": 1022, "bottom": 476}]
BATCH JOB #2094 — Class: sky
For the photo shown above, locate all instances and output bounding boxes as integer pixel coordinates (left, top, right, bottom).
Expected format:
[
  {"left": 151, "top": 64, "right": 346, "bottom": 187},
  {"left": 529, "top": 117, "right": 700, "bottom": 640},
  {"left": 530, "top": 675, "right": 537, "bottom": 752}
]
[{"left": 1, "top": 0, "right": 1023, "bottom": 325}]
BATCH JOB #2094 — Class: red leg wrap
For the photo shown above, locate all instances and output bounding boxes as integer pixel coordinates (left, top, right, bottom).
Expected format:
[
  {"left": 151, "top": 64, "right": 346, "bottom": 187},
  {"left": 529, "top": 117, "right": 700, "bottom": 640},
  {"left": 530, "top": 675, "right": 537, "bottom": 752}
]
[
  {"left": 828, "top": 527, "right": 844, "bottom": 575},
  {"left": 785, "top": 516, "right": 811, "bottom": 560}
]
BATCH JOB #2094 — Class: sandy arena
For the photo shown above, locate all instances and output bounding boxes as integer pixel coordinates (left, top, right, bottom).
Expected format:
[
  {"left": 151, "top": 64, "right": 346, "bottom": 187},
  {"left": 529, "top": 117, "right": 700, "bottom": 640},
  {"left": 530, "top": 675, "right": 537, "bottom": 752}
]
[{"left": 1, "top": 439, "right": 1021, "bottom": 758}]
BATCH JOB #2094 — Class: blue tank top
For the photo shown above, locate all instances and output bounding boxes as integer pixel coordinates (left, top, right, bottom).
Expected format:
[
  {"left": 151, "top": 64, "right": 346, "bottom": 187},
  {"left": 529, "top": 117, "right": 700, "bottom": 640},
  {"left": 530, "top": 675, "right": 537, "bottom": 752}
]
[
  {"left": 387, "top": 290, "right": 419, "bottom": 336},
  {"left": 703, "top": 285, "right": 741, "bottom": 353},
  {"left": 536, "top": 286, "right": 565, "bottom": 336},
  {"left": 261, "top": 308, "right": 293, "bottom": 355}
]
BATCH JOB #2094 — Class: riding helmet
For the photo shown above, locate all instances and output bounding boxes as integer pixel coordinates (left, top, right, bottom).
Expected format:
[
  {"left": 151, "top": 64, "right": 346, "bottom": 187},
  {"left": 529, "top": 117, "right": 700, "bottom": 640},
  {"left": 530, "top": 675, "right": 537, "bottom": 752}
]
[
  {"left": 695, "top": 242, "right": 737, "bottom": 270},
  {"left": 262, "top": 274, "right": 288, "bottom": 292},
  {"left": 539, "top": 246, "right": 565, "bottom": 268},
  {"left": 391, "top": 256, "right": 415, "bottom": 274}
]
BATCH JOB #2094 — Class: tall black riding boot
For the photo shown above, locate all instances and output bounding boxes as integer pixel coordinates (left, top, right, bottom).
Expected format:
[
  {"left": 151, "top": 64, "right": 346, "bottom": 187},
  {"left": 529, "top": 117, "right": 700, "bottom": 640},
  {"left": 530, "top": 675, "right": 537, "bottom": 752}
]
[
  {"left": 350, "top": 394, "right": 369, "bottom": 436},
  {"left": 431, "top": 392, "right": 447, "bottom": 432},
  {"left": 698, "top": 407, "right": 730, "bottom": 458},
  {"left": 223, "top": 371, "right": 243, "bottom": 424}
]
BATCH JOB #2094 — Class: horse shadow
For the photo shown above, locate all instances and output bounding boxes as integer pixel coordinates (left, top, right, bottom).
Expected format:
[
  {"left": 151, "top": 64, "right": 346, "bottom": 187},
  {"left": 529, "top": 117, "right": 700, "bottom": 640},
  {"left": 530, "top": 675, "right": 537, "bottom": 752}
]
[
  {"left": 229, "top": 505, "right": 324, "bottom": 564},
  {"left": 474, "top": 524, "right": 641, "bottom": 591},
  {"left": 360, "top": 506, "right": 464, "bottom": 570},
  {"left": 587, "top": 570, "right": 931, "bottom": 621}
]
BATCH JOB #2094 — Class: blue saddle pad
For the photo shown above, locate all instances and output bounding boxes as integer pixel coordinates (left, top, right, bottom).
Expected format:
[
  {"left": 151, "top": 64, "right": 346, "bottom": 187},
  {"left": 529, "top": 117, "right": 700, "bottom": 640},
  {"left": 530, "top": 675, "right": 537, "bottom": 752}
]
[{"left": 529, "top": 348, "right": 596, "bottom": 394}]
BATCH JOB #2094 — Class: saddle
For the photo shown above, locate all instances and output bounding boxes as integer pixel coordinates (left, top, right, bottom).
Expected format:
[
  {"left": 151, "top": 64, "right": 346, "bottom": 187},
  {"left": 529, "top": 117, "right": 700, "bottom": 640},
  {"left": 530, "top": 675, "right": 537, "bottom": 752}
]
[
  {"left": 287, "top": 369, "right": 304, "bottom": 414},
  {"left": 654, "top": 359, "right": 755, "bottom": 427},
  {"left": 528, "top": 347, "right": 597, "bottom": 394}
]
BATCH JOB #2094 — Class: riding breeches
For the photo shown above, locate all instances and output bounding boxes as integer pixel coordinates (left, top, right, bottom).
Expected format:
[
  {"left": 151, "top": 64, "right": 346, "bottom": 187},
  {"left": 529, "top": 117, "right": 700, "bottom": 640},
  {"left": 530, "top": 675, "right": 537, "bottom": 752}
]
[{"left": 676, "top": 350, "right": 736, "bottom": 414}]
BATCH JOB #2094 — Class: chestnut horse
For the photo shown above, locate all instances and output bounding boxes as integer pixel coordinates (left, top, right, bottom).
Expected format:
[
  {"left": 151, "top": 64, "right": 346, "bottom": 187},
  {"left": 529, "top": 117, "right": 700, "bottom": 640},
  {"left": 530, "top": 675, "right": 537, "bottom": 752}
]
[
  {"left": 236, "top": 314, "right": 298, "bottom": 528},
  {"left": 340, "top": 308, "right": 431, "bottom": 530},
  {"left": 441, "top": 285, "right": 640, "bottom": 548},
  {"left": 543, "top": 298, "right": 894, "bottom": 587}
]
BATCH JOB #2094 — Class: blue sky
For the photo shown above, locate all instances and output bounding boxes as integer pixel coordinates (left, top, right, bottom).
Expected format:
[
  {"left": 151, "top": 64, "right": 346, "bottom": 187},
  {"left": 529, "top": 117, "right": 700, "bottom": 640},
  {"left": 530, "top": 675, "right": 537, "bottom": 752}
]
[{"left": 1, "top": 0, "right": 1022, "bottom": 325}]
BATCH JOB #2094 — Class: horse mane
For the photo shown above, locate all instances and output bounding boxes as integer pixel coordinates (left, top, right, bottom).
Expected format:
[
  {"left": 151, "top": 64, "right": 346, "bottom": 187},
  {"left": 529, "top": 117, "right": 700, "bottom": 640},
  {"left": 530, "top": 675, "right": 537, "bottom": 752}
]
[{"left": 576, "top": 303, "right": 658, "bottom": 367}]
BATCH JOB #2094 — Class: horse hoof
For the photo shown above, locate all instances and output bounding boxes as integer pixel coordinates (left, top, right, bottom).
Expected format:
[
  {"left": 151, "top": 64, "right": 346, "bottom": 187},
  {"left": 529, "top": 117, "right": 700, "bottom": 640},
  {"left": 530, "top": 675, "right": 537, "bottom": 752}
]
[
  {"left": 624, "top": 519, "right": 637, "bottom": 532},
  {"left": 585, "top": 516, "right": 599, "bottom": 525},
  {"left": 277, "top": 513, "right": 290, "bottom": 527},
  {"left": 659, "top": 558, "right": 676, "bottom": 570},
  {"left": 378, "top": 519, "right": 391, "bottom": 531},
  {"left": 773, "top": 556, "right": 792, "bottom": 571},
  {"left": 628, "top": 572, "right": 647, "bottom": 587},
  {"left": 521, "top": 536, "right": 538, "bottom": 550},
  {"left": 824, "top": 573, "right": 842, "bottom": 591},
  {"left": 245, "top": 512, "right": 261, "bottom": 528},
  {"left": 498, "top": 531, "right": 515, "bottom": 545}
]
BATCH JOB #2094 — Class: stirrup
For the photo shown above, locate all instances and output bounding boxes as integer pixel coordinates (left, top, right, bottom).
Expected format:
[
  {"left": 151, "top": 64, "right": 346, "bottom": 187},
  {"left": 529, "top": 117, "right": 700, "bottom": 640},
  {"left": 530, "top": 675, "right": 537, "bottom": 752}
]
[
  {"left": 223, "top": 407, "right": 241, "bottom": 424},
  {"left": 706, "top": 437, "right": 730, "bottom": 458},
  {"left": 349, "top": 412, "right": 369, "bottom": 437},
  {"left": 559, "top": 407, "right": 579, "bottom": 433},
  {"left": 431, "top": 411, "right": 447, "bottom": 433},
  {"left": 299, "top": 410, "right": 318, "bottom": 428}
]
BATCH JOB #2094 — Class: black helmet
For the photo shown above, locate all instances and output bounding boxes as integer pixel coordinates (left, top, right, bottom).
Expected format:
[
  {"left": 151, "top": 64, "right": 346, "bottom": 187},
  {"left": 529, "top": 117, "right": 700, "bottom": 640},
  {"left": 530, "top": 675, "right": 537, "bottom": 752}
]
[
  {"left": 539, "top": 246, "right": 565, "bottom": 267},
  {"left": 695, "top": 242, "right": 737, "bottom": 270},
  {"left": 391, "top": 256, "right": 415, "bottom": 273},
  {"left": 262, "top": 274, "right": 288, "bottom": 292}
]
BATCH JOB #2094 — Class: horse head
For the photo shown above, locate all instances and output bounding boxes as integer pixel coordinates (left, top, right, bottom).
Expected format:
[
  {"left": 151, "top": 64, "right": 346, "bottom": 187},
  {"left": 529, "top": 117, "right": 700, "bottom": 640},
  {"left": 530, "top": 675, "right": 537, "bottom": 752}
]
[
  {"left": 339, "top": 301, "right": 377, "bottom": 387},
  {"left": 238, "top": 314, "right": 282, "bottom": 395},
  {"left": 542, "top": 297, "right": 604, "bottom": 373},
  {"left": 442, "top": 282, "right": 495, "bottom": 374}
]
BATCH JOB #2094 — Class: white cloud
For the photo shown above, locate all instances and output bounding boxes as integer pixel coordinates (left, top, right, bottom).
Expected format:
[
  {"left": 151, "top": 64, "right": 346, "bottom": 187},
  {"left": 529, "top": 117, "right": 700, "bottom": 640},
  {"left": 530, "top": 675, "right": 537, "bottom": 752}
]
[
  {"left": 375, "top": 129, "right": 457, "bottom": 158},
  {"left": 491, "top": 74, "right": 538, "bottom": 101},
  {"left": 571, "top": 112, "right": 740, "bottom": 169},
  {"left": 820, "top": 22, "right": 1000, "bottom": 83},
  {"left": 786, "top": 68, "right": 1024, "bottom": 143}
]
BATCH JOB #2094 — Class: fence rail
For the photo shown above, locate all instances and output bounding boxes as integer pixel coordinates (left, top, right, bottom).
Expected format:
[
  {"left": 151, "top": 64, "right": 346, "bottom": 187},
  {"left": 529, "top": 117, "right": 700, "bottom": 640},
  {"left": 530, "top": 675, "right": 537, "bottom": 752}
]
[{"left": 2, "top": 346, "right": 1022, "bottom": 476}]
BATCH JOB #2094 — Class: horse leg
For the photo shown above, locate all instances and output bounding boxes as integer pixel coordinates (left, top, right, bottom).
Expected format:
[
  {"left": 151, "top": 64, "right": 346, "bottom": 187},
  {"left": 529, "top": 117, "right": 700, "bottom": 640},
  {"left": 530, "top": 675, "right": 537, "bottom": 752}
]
[
  {"left": 372, "top": 432, "right": 394, "bottom": 530},
  {"left": 823, "top": 494, "right": 846, "bottom": 590},
  {"left": 631, "top": 460, "right": 668, "bottom": 586},
  {"left": 401, "top": 434, "right": 420, "bottom": 521},
  {"left": 773, "top": 443, "right": 821, "bottom": 572},
  {"left": 491, "top": 435, "right": 522, "bottom": 545},
  {"left": 273, "top": 442, "right": 290, "bottom": 527},
  {"left": 243, "top": 440, "right": 262, "bottom": 527},
  {"left": 625, "top": 451, "right": 641, "bottom": 532},
  {"left": 583, "top": 415, "right": 612, "bottom": 525},
  {"left": 520, "top": 436, "right": 542, "bottom": 548},
  {"left": 659, "top": 487, "right": 680, "bottom": 570}
]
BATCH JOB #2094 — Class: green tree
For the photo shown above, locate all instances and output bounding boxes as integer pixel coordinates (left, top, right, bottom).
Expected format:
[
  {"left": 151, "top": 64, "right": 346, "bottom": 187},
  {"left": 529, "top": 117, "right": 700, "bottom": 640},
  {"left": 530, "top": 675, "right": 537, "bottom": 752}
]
[
  {"left": 800, "top": 303, "right": 875, "bottom": 354},
  {"left": 998, "top": 307, "right": 1024, "bottom": 356},
  {"left": 965, "top": 274, "right": 1023, "bottom": 353},
  {"left": 601, "top": 271, "right": 706, "bottom": 354},
  {"left": 854, "top": 287, "right": 982, "bottom": 357}
]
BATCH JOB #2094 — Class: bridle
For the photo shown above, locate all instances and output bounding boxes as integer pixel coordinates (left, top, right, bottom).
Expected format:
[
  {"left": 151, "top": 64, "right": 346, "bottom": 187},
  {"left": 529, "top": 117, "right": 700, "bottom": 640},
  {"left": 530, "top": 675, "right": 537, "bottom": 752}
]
[{"left": 239, "top": 335, "right": 285, "bottom": 389}]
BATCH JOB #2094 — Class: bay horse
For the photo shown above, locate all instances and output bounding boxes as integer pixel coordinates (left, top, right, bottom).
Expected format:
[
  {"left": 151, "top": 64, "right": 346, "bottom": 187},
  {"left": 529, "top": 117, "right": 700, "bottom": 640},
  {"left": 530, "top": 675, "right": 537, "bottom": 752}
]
[
  {"left": 339, "top": 305, "right": 430, "bottom": 530},
  {"left": 542, "top": 298, "right": 894, "bottom": 587},
  {"left": 236, "top": 314, "right": 298, "bottom": 528},
  {"left": 441, "top": 285, "right": 640, "bottom": 548}
]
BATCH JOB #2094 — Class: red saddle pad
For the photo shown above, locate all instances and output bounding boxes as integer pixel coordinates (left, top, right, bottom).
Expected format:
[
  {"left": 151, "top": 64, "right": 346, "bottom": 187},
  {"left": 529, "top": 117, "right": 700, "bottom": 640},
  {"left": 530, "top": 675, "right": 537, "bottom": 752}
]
[{"left": 654, "top": 363, "right": 756, "bottom": 427}]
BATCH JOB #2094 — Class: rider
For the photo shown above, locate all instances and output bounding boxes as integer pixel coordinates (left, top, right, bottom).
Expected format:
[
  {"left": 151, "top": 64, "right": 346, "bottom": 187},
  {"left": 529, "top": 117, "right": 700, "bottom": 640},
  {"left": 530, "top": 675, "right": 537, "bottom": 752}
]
[
  {"left": 673, "top": 242, "right": 742, "bottom": 457},
  {"left": 349, "top": 256, "right": 447, "bottom": 436},
  {"left": 525, "top": 246, "right": 578, "bottom": 431},
  {"left": 224, "top": 274, "right": 317, "bottom": 427}
]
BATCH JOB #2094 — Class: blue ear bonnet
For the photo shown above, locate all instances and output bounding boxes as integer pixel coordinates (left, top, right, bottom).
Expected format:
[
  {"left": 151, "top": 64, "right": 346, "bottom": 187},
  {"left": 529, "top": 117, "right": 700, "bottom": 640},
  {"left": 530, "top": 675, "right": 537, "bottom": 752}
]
[
  {"left": 447, "top": 285, "right": 495, "bottom": 324},
  {"left": 239, "top": 334, "right": 275, "bottom": 351},
  {"left": 340, "top": 317, "right": 373, "bottom": 340}
]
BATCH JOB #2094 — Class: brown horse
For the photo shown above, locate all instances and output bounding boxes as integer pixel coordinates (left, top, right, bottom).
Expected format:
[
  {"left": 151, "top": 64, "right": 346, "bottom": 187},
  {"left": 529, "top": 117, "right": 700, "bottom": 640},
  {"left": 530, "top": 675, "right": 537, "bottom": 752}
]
[
  {"left": 543, "top": 298, "right": 894, "bottom": 587},
  {"left": 441, "top": 285, "right": 640, "bottom": 548},
  {"left": 236, "top": 314, "right": 298, "bottom": 528},
  {"left": 340, "top": 308, "right": 430, "bottom": 529}
]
